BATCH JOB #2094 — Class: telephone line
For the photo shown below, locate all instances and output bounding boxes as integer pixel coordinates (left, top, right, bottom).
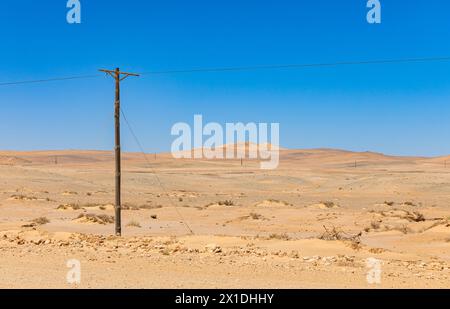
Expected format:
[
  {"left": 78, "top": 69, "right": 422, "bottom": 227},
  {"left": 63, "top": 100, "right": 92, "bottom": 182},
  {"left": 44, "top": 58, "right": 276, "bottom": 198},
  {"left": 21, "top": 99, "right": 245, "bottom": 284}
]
[
  {"left": 0, "top": 74, "right": 100, "bottom": 86},
  {"left": 120, "top": 108, "right": 195, "bottom": 235},
  {"left": 1, "top": 56, "right": 450, "bottom": 87},
  {"left": 140, "top": 56, "right": 450, "bottom": 75}
]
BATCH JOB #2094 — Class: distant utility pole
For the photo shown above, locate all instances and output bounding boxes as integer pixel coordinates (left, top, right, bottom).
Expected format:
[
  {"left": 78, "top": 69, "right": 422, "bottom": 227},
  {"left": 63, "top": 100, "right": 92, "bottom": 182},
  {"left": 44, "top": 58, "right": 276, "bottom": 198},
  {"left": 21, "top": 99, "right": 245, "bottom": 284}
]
[{"left": 99, "top": 68, "right": 140, "bottom": 236}]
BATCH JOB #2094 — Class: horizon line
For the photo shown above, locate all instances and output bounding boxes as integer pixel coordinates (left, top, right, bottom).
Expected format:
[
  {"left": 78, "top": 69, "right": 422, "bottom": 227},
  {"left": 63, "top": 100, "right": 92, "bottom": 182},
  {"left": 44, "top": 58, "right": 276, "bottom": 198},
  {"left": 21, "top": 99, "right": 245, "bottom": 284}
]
[{"left": 0, "top": 147, "right": 447, "bottom": 159}]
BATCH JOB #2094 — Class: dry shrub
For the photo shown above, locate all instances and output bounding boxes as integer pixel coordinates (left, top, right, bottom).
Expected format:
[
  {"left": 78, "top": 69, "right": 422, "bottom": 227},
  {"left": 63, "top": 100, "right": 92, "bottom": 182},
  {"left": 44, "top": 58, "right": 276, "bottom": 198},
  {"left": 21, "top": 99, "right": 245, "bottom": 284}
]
[
  {"left": 403, "top": 201, "right": 416, "bottom": 207},
  {"left": 267, "top": 199, "right": 292, "bottom": 206},
  {"left": 268, "top": 233, "right": 291, "bottom": 241},
  {"left": 218, "top": 200, "right": 235, "bottom": 206},
  {"left": 63, "top": 191, "right": 78, "bottom": 195},
  {"left": 97, "top": 214, "right": 114, "bottom": 223},
  {"left": 377, "top": 209, "right": 425, "bottom": 223},
  {"left": 127, "top": 220, "right": 141, "bottom": 228},
  {"left": 320, "top": 225, "right": 362, "bottom": 244},
  {"left": 57, "top": 203, "right": 82, "bottom": 210},
  {"left": 10, "top": 194, "right": 37, "bottom": 201},
  {"left": 76, "top": 213, "right": 114, "bottom": 225},
  {"left": 321, "top": 201, "right": 335, "bottom": 208},
  {"left": 32, "top": 217, "right": 50, "bottom": 225},
  {"left": 123, "top": 203, "right": 162, "bottom": 210},
  {"left": 371, "top": 221, "right": 381, "bottom": 230},
  {"left": 249, "top": 213, "right": 265, "bottom": 220},
  {"left": 81, "top": 203, "right": 103, "bottom": 208}
]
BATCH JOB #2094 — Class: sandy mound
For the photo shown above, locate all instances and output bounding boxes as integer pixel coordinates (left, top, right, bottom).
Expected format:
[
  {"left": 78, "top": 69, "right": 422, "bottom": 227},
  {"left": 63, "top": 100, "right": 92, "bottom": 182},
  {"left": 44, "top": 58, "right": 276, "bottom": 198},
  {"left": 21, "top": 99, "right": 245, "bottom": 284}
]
[
  {"left": 309, "top": 202, "right": 340, "bottom": 209},
  {"left": 58, "top": 204, "right": 113, "bottom": 212},
  {"left": 0, "top": 156, "right": 31, "bottom": 165},
  {"left": 86, "top": 204, "right": 115, "bottom": 211},
  {"left": 57, "top": 204, "right": 84, "bottom": 211},
  {"left": 254, "top": 199, "right": 293, "bottom": 207},
  {"left": 8, "top": 194, "right": 38, "bottom": 201},
  {"left": 364, "top": 209, "right": 449, "bottom": 234},
  {"left": 204, "top": 200, "right": 236, "bottom": 209},
  {"left": 73, "top": 214, "right": 114, "bottom": 225}
]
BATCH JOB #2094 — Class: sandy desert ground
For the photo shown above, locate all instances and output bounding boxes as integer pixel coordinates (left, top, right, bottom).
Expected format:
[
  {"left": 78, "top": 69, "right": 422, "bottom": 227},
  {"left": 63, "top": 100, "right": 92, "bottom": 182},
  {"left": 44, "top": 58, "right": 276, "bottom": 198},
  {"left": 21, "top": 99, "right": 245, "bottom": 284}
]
[{"left": 0, "top": 148, "right": 449, "bottom": 288}]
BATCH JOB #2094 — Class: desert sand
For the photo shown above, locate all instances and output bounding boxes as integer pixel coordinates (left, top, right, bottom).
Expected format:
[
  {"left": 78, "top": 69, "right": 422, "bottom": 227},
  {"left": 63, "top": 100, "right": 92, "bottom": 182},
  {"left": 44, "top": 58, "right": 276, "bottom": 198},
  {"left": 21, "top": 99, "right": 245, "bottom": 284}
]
[{"left": 0, "top": 148, "right": 449, "bottom": 288}]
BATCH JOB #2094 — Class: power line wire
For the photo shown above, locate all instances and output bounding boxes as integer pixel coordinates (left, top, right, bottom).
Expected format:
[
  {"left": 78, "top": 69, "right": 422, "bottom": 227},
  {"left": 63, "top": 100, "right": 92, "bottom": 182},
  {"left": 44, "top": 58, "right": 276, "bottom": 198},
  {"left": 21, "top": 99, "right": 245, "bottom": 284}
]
[
  {"left": 1, "top": 56, "right": 450, "bottom": 87},
  {"left": 120, "top": 108, "right": 195, "bottom": 235},
  {"left": 0, "top": 74, "right": 100, "bottom": 86},
  {"left": 140, "top": 56, "right": 450, "bottom": 75}
]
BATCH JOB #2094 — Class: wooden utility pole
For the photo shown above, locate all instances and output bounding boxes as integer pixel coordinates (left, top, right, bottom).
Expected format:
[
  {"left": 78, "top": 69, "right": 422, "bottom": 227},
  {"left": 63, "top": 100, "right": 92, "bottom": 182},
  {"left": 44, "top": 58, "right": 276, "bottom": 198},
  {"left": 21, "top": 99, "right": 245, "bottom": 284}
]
[{"left": 99, "top": 68, "right": 140, "bottom": 236}]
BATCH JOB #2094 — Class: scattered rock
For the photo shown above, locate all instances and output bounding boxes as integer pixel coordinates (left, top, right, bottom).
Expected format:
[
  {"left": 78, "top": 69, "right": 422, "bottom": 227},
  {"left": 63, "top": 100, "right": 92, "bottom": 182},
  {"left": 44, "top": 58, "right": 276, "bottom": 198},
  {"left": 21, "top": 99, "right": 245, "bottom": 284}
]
[{"left": 205, "top": 244, "right": 222, "bottom": 254}]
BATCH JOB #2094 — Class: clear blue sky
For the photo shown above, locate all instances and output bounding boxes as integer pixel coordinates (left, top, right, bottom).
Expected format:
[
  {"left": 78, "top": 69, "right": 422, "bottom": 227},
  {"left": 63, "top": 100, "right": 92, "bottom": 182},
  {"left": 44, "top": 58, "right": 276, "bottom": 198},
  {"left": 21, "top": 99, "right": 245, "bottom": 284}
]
[{"left": 1, "top": 0, "right": 450, "bottom": 156}]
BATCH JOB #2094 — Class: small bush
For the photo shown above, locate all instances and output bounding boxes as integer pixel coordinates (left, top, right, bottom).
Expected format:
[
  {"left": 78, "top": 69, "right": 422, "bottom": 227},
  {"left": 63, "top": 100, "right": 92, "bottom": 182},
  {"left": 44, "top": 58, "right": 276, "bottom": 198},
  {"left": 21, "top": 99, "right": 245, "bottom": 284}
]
[
  {"left": 249, "top": 213, "right": 264, "bottom": 220},
  {"left": 57, "top": 203, "right": 82, "bottom": 210},
  {"left": 218, "top": 200, "right": 234, "bottom": 206},
  {"left": 404, "top": 201, "right": 416, "bottom": 207},
  {"left": 370, "top": 221, "right": 381, "bottom": 230},
  {"left": 32, "top": 217, "right": 50, "bottom": 225},
  {"left": 269, "top": 233, "right": 291, "bottom": 241},
  {"left": 320, "top": 201, "right": 336, "bottom": 208},
  {"left": 127, "top": 220, "right": 142, "bottom": 228},
  {"left": 97, "top": 214, "right": 115, "bottom": 224},
  {"left": 76, "top": 213, "right": 114, "bottom": 225},
  {"left": 10, "top": 194, "right": 37, "bottom": 201},
  {"left": 320, "top": 225, "right": 361, "bottom": 244}
]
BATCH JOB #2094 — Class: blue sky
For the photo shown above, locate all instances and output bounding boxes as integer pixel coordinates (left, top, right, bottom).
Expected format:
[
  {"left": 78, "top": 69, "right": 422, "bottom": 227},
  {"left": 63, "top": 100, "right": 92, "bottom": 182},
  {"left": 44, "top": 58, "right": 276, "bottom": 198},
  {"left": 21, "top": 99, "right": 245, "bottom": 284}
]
[{"left": 0, "top": 0, "right": 450, "bottom": 156}]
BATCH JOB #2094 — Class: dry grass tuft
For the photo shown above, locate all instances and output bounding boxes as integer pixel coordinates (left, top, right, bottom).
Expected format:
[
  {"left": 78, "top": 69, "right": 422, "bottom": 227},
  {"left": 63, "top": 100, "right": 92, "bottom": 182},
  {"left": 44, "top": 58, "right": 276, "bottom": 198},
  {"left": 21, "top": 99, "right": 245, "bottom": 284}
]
[
  {"left": 57, "top": 203, "right": 82, "bottom": 210},
  {"left": 320, "top": 225, "right": 362, "bottom": 244},
  {"left": 320, "top": 201, "right": 337, "bottom": 208},
  {"left": 372, "top": 209, "right": 426, "bottom": 223},
  {"left": 32, "top": 217, "right": 50, "bottom": 225},
  {"left": 268, "top": 233, "right": 291, "bottom": 241},
  {"left": 10, "top": 194, "right": 37, "bottom": 201},
  {"left": 76, "top": 213, "right": 114, "bottom": 225},
  {"left": 403, "top": 201, "right": 416, "bottom": 207},
  {"left": 122, "top": 203, "right": 163, "bottom": 211},
  {"left": 127, "top": 220, "right": 142, "bottom": 228},
  {"left": 218, "top": 200, "right": 235, "bottom": 206},
  {"left": 249, "top": 212, "right": 265, "bottom": 220}
]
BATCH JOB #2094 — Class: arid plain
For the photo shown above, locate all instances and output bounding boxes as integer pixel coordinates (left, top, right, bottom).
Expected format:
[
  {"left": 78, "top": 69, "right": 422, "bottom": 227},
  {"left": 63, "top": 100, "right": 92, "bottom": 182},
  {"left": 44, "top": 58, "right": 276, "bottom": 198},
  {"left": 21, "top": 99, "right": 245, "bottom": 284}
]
[{"left": 0, "top": 148, "right": 449, "bottom": 288}]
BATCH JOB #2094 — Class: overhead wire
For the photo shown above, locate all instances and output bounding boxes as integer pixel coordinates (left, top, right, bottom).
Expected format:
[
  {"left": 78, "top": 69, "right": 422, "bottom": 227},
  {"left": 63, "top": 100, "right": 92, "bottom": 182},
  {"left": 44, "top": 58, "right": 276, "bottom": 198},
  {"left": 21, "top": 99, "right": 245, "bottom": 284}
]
[
  {"left": 120, "top": 108, "right": 195, "bottom": 235},
  {"left": 1, "top": 56, "right": 450, "bottom": 87}
]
